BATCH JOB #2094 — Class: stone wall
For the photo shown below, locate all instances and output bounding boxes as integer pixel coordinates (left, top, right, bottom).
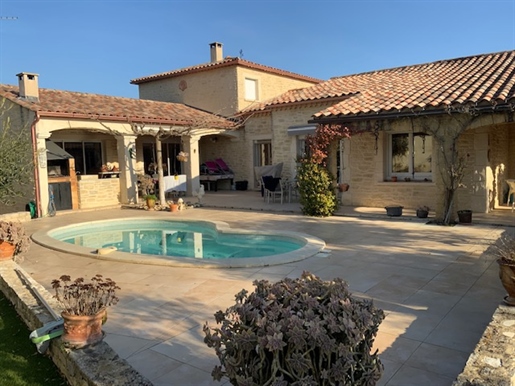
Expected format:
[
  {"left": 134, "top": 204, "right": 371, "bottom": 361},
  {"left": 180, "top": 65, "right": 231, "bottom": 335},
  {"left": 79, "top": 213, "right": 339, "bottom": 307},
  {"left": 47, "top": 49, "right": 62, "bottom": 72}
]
[
  {"left": 0, "top": 261, "right": 151, "bottom": 386},
  {"left": 78, "top": 175, "right": 120, "bottom": 209},
  {"left": 453, "top": 305, "right": 515, "bottom": 385}
]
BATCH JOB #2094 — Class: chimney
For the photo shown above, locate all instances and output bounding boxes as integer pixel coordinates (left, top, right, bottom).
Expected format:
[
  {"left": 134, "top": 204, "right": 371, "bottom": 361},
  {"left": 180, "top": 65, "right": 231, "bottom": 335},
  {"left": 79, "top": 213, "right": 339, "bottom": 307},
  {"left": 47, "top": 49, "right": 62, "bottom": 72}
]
[
  {"left": 16, "top": 72, "right": 39, "bottom": 101},
  {"left": 209, "top": 42, "right": 223, "bottom": 62}
]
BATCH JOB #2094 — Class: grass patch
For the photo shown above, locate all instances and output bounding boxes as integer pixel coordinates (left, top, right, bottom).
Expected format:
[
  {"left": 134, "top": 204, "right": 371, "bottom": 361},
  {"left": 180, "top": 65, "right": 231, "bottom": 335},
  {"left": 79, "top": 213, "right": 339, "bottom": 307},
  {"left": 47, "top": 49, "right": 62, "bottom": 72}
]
[{"left": 0, "top": 291, "right": 68, "bottom": 386}]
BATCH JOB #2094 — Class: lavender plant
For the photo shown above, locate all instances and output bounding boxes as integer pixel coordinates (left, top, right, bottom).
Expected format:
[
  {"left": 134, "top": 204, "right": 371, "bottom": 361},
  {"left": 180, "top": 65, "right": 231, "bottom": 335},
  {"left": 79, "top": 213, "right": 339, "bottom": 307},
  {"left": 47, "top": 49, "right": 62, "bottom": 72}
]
[
  {"left": 51, "top": 274, "right": 120, "bottom": 316},
  {"left": 203, "top": 271, "right": 385, "bottom": 385}
]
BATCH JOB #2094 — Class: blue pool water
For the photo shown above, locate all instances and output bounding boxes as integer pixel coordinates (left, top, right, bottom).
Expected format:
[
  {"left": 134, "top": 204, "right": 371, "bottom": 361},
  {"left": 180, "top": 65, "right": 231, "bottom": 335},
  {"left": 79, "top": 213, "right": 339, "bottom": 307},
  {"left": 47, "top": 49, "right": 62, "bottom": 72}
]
[{"left": 49, "top": 219, "right": 305, "bottom": 260}]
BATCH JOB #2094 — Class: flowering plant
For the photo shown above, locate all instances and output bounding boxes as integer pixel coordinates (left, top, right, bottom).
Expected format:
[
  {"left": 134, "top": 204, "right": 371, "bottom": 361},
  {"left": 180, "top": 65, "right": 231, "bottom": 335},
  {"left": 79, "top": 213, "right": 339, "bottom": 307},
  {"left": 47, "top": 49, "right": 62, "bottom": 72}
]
[
  {"left": 176, "top": 151, "right": 189, "bottom": 162},
  {"left": 51, "top": 274, "right": 120, "bottom": 316}
]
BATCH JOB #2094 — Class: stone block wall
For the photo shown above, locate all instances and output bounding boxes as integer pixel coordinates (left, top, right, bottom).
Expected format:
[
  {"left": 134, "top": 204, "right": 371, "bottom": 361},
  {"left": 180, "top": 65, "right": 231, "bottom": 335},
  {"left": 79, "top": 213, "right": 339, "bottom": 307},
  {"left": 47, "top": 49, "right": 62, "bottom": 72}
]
[
  {"left": 78, "top": 176, "right": 120, "bottom": 209},
  {"left": 0, "top": 261, "right": 151, "bottom": 386},
  {"left": 454, "top": 305, "right": 515, "bottom": 385}
]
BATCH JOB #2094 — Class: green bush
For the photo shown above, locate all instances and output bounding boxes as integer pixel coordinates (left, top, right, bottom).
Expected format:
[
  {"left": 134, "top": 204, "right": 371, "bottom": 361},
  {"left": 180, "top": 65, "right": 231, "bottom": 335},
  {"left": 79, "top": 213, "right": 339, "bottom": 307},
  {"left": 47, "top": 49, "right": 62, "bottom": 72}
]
[
  {"left": 203, "top": 272, "right": 385, "bottom": 386},
  {"left": 297, "top": 161, "right": 338, "bottom": 217}
]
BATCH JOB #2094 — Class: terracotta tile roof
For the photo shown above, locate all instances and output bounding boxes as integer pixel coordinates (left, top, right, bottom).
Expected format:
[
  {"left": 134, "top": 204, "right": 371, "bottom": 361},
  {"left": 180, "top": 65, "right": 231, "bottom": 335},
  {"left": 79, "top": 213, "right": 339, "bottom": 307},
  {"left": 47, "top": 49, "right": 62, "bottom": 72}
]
[
  {"left": 243, "top": 50, "right": 515, "bottom": 120},
  {"left": 0, "top": 85, "right": 235, "bottom": 128},
  {"left": 130, "top": 57, "right": 323, "bottom": 85}
]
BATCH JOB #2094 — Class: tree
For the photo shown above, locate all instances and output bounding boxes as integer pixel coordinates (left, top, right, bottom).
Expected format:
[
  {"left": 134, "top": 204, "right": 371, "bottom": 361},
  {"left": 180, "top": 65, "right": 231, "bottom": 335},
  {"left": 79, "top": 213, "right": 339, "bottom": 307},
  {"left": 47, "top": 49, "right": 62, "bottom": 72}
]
[
  {"left": 0, "top": 101, "right": 34, "bottom": 208},
  {"left": 420, "top": 112, "right": 477, "bottom": 224}
]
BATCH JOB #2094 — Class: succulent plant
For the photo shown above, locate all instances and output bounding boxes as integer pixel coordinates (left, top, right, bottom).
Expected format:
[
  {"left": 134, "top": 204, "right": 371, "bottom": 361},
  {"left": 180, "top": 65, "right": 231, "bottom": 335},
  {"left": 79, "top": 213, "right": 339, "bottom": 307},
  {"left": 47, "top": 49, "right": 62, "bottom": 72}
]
[
  {"left": 204, "top": 271, "right": 385, "bottom": 385},
  {"left": 0, "top": 220, "right": 31, "bottom": 256}
]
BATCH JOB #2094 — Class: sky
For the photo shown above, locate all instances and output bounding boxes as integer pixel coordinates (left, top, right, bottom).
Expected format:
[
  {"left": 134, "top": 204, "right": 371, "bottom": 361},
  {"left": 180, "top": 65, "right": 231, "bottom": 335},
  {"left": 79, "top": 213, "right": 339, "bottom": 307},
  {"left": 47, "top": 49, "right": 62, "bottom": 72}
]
[{"left": 0, "top": 0, "right": 514, "bottom": 99}]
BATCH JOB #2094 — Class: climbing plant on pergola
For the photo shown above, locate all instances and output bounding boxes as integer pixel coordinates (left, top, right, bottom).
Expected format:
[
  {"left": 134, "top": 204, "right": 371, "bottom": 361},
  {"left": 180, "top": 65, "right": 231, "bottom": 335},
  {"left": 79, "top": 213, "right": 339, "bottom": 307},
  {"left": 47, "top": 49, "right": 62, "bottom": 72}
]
[{"left": 296, "top": 124, "right": 352, "bottom": 217}]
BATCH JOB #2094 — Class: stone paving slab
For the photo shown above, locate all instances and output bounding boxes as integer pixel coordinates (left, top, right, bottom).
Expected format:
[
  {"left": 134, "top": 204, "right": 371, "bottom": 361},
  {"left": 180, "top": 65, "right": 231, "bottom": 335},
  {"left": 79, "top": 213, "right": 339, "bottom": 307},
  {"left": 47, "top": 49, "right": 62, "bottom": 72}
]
[{"left": 18, "top": 205, "right": 510, "bottom": 386}]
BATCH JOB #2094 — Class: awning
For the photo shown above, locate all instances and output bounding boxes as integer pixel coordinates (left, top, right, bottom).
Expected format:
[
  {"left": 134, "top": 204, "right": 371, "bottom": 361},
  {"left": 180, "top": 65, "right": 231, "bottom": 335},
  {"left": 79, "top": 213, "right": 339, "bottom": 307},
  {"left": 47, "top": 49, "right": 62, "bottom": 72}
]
[
  {"left": 46, "top": 140, "right": 73, "bottom": 161},
  {"left": 287, "top": 124, "right": 317, "bottom": 136}
]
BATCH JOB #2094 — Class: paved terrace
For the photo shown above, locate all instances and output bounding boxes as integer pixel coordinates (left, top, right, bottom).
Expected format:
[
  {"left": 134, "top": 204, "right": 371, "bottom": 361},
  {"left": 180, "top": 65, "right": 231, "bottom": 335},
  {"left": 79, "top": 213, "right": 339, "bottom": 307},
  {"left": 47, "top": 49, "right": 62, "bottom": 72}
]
[{"left": 18, "top": 190, "right": 515, "bottom": 386}]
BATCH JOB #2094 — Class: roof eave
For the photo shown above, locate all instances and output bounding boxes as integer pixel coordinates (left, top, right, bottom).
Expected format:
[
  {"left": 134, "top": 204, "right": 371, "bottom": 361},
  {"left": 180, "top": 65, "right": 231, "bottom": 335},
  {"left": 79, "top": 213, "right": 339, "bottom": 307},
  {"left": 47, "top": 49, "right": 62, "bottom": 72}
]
[{"left": 308, "top": 103, "right": 515, "bottom": 124}]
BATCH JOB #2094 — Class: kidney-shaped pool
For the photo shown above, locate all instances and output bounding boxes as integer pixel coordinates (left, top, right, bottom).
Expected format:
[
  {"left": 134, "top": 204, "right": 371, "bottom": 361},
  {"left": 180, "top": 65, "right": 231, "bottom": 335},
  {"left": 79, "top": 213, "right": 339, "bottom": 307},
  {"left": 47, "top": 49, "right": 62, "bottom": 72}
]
[{"left": 31, "top": 218, "right": 326, "bottom": 268}]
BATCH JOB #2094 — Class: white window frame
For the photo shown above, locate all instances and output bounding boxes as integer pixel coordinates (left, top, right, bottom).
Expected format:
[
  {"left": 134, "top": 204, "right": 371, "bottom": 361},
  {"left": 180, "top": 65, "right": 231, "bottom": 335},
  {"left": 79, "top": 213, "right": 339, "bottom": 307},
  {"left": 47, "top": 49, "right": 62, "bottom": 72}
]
[
  {"left": 244, "top": 78, "right": 258, "bottom": 101},
  {"left": 387, "top": 132, "right": 432, "bottom": 180},
  {"left": 253, "top": 139, "right": 272, "bottom": 167}
]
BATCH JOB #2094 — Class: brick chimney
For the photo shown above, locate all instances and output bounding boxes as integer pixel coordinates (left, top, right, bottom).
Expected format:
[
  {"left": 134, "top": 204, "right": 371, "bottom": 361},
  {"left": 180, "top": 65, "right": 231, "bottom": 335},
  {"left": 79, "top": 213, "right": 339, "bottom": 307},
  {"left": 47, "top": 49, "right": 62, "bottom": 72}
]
[
  {"left": 209, "top": 42, "right": 223, "bottom": 62},
  {"left": 16, "top": 72, "right": 39, "bottom": 101}
]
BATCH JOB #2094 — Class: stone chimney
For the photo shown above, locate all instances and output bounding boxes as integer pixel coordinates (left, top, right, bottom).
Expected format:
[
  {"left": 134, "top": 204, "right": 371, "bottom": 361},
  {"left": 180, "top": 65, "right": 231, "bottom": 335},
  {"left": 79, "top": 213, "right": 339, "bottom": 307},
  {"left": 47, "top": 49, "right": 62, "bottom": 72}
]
[
  {"left": 16, "top": 72, "right": 39, "bottom": 101},
  {"left": 209, "top": 42, "right": 223, "bottom": 62}
]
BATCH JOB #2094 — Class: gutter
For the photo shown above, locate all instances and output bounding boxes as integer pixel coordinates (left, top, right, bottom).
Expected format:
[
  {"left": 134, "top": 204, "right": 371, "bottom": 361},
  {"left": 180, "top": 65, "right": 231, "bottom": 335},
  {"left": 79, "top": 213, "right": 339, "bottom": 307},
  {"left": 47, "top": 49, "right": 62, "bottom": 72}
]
[
  {"left": 31, "top": 111, "right": 41, "bottom": 218},
  {"left": 38, "top": 111, "right": 235, "bottom": 129},
  {"left": 308, "top": 104, "right": 515, "bottom": 125}
]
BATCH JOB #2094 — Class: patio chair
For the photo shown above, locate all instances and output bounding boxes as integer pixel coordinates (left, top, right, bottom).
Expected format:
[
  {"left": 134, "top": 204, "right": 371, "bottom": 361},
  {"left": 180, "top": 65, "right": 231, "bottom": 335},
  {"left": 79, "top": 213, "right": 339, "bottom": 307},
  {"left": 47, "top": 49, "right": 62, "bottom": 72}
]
[
  {"left": 262, "top": 176, "right": 284, "bottom": 204},
  {"left": 202, "top": 161, "right": 223, "bottom": 175},
  {"left": 215, "top": 158, "right": 234, "bottom": 174},
  {"left": 507, "top": 179, "right": 515, "bottom": 212}
]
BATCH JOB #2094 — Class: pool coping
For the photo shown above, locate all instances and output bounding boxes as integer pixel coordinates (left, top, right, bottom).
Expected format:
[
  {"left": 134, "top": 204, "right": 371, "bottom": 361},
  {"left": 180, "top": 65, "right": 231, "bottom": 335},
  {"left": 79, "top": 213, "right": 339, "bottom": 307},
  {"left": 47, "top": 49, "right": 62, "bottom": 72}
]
[{"left": 31, "top": 217, "right": 326, "bottom": 268}]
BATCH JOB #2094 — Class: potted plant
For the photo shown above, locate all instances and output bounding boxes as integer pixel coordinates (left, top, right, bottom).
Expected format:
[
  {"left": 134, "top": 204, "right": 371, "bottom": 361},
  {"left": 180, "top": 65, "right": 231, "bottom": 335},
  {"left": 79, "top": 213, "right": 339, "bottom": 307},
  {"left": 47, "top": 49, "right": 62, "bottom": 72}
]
[
  {"left": 385, "top": 205, "right": 403, "bottom": 216},
  {"left": 491, "top": 233, "right": 515, "bottom": 306},
  {"left": 144, "top": 194, "right": 157, "bottom": 210},
  {"left": 168, "top": 199, "right": 179, "bottom": 212},
  {"left": 176, "top": 151, "right": 189, "bottom": 162},
  {"left": 51, "top": 274, "right": 120, "bottom": 348},
  {"left": 457, "top": 209, "right": 473, "bottom": 224},
  {"left": 416, "top": 206, "right": 430, "bottom": 218},
  {"left": 0, "top": 220, "right": 31, "bottom": 261},
  {"left": 337, "top": 182, "right": 350, "bottom": 192}
]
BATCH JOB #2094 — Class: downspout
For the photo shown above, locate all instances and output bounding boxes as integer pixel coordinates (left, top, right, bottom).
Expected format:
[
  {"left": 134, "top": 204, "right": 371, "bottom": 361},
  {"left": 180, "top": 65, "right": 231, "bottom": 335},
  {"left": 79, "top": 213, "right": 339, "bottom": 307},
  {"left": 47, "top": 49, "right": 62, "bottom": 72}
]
[{"left": 31, "top": 111, "right": 42, "bottom": 218}]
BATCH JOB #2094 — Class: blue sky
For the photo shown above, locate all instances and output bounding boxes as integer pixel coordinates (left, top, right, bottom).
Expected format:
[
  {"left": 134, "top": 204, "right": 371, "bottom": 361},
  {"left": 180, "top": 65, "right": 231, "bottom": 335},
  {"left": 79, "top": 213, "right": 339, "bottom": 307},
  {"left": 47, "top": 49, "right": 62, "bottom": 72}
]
[{"left": 0, "top": 0, "right": 514, "bottom": 99}]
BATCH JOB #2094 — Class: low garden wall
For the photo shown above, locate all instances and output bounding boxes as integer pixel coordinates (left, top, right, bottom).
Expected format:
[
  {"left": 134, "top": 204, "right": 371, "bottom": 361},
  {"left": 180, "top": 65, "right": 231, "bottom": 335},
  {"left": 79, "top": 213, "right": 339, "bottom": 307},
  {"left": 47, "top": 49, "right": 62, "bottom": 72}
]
[
  {"left": 453, "top": 304, "right": 515, "bottom": 385},
  {"left": 0, "top": 261, "right": 151, "bottom": 386}
]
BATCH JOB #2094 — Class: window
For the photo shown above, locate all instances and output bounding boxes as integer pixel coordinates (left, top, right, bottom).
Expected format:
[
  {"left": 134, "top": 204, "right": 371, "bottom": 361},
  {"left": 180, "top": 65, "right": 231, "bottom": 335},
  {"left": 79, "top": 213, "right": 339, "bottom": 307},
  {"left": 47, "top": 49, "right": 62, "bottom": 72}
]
[
  {"left": 58, "top": 141, "right": 102, "bottom": 175},
  {"left": 389, "top": 132, "right": 432, "bottom": 179},
  {"left": 143, "top": 142, "right": 182, "bottom": 176},
  {"left": 254, "top": 140, "right": 272, "bottom": 166},
  {"left": 296, "top": 137, "right": 310, "bottom": 160},
  {"left": 245, "top": 78, "right": 258, "bottom": 101}
]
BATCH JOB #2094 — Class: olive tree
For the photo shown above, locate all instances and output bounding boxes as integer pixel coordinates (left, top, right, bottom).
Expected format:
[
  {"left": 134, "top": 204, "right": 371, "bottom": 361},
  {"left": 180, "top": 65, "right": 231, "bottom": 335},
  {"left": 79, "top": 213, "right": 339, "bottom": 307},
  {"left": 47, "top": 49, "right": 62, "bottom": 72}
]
[{"left": 0, "top": 101, "right": 34, "bottom": 209}]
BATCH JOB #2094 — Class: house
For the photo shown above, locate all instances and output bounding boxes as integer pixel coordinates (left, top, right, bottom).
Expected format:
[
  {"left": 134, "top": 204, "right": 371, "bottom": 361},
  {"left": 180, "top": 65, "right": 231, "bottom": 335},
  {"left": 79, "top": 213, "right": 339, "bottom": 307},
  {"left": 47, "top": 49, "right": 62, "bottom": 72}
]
[
  {"left": 237, "top": 50, "right": 515, "bottom": 216},
  {"left": 3, "top": 44, "right": 514, "bottom": 218},
  {"left": 130, "top": 42, "right": 323, "bottom": 188},
  {"left": 0, "top": 72, "right": 236, "bottom": 216}
]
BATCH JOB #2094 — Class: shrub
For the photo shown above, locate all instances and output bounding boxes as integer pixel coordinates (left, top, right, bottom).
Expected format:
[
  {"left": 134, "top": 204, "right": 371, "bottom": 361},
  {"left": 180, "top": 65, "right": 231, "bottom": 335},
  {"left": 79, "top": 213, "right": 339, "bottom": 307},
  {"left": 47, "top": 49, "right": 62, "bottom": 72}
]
[
  {"left": 297, "top": 160, "right": 338, "bottom": 217},
  {"left": 203, "top": 272, "right": 385, "bottom": 385}
]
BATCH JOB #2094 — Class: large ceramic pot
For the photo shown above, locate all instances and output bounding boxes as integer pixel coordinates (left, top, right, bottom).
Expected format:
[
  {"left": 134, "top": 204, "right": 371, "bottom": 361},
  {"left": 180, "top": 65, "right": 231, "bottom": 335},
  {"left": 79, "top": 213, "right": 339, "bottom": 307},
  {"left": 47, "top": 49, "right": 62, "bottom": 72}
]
[
  {"left": 457, "top": 210, "right": 472, "bottom": 224},
  {"left": 146, "top": 198, "right": 156, "bottom": 210},
  {"left": 0, "top": 240, "right": 15, "bottom": 260},
  {"left": 416, "top": 209, "right": 429, "bottom": 219},
  {"left": 498, "top": 259, "right": 515, "bottom": 306},
  {"left": 61, "top": 308, "right": 106, "bottom": 348},
  {"left": 385, "top": 206, "right": 403, "bottom": 217}
]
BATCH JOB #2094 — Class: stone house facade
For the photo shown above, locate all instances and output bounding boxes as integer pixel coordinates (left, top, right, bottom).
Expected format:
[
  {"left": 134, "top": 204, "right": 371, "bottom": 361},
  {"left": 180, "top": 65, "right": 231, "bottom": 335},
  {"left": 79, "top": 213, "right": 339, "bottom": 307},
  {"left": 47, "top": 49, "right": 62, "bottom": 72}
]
[
  {"left": 106, "top": 45, "right": 515, "bottom": 217},
  {"left": 0, "top": 72, "right": 235, "bottom": 216}
]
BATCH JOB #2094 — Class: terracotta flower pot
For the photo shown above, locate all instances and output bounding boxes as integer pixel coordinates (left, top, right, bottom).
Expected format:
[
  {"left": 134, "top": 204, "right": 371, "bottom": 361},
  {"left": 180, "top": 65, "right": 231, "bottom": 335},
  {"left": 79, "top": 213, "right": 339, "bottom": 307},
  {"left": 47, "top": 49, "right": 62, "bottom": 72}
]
[
  {"left": 338, "top": 183, "right": 349, "bottom": 192},
  {"left": 170, "top": 203, "right": 179, "bottom": 212},
  {"left": 61, "top": 308, "right": 106, "bottom": 348},
  {"left": 498, "top": 259, "right": 515, "bottom": 306},
  {"left": 0, "top": 240, "right": 16, "bottom": 260}
]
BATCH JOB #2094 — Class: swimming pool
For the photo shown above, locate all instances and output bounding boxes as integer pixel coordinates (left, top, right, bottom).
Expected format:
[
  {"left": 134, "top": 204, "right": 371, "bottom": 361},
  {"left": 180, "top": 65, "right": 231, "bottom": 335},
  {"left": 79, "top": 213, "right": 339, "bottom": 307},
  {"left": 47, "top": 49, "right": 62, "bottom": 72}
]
[{"left": 32, "top": 218, "right": 325, "bottom": 268}]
